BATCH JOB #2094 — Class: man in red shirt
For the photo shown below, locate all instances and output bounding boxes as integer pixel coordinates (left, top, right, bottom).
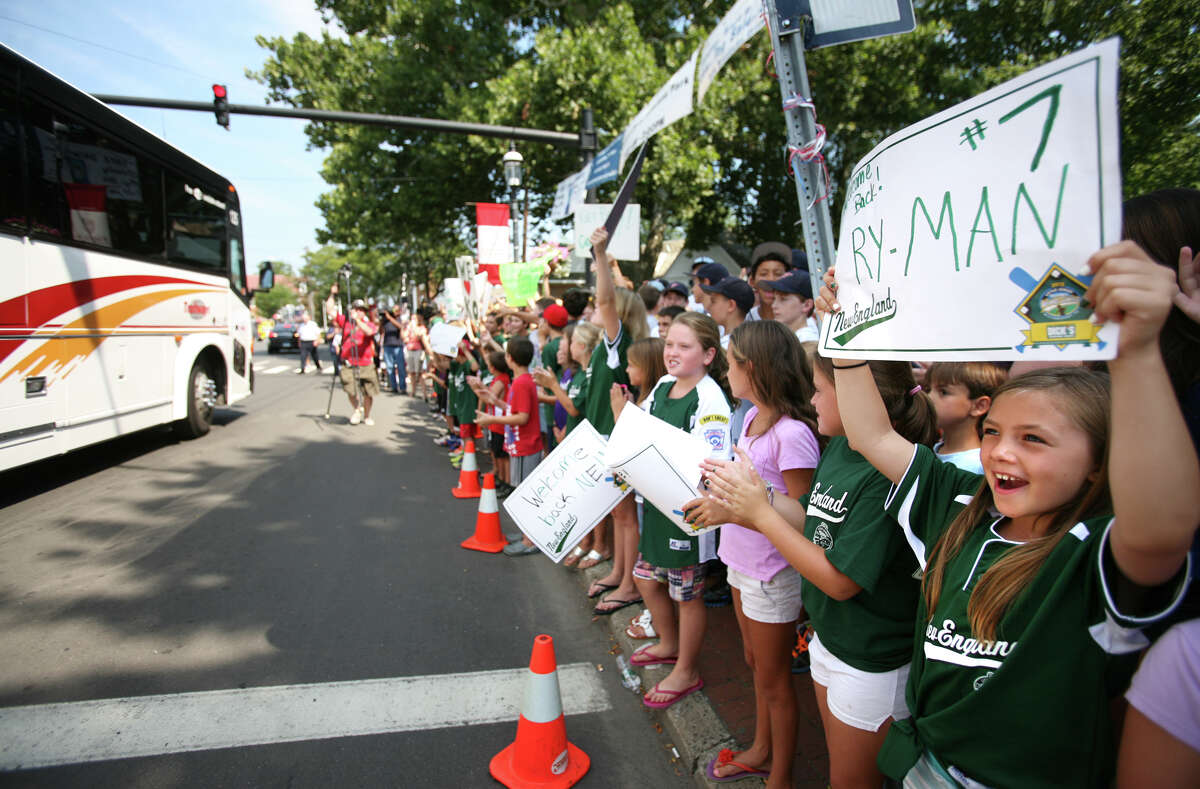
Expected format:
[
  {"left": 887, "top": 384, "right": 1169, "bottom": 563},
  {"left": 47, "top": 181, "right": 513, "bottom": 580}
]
[{"left": 335, "top": 299, "right": 380, "bottom": 425}]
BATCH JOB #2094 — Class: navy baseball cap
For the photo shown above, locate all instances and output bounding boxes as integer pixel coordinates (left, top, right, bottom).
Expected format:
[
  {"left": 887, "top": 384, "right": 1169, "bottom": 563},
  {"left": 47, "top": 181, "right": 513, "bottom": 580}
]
[
  {"left": 700, "top": 277, "right": 755, "bottom": 314},
  {"left": 693, "top": 262, "right": 730, "bottom": 284},
  {"left": 756, "top": 269, "right": 813, "bottom": 299},
  {"left": 665, "top": 281, "right": 690, "bottom": 297}
]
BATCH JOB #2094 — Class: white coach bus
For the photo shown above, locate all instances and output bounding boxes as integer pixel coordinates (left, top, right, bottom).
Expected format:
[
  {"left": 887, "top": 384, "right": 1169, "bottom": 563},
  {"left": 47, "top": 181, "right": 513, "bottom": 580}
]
[{"left": 0, "top": 44, "right": 273, "bottom": 471}]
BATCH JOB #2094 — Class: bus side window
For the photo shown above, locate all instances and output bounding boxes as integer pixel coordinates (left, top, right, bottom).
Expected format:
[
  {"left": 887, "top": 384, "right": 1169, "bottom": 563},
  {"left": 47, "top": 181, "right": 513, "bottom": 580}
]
[
  {"left": 0, "top": 64, "right": 23, "bottom": 237},
  {"left": 18, "top": 96, "right": 69, "bottom": 240},
  {"left": 230, "top": 236, "right": 247, "bottom": 296},
  {"left": 165, "top": 172, "right": 226, "bottom": 272}
]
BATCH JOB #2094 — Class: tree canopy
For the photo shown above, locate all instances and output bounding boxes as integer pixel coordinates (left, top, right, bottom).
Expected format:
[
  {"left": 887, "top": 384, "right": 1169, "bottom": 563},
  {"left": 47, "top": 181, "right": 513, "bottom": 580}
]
[{"left": 252, "top": 0, "right": 1199, "bottom": 282}]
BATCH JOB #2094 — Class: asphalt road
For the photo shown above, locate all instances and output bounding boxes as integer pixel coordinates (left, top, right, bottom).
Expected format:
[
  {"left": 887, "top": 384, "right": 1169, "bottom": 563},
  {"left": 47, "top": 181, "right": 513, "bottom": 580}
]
[{"left": 0, "top": 344, "right": 691, "bottom": 788}]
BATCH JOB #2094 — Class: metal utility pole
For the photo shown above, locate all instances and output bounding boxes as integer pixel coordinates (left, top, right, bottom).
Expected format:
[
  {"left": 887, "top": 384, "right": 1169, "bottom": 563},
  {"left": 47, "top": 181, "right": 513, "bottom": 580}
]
[
  {"left": 762, "top": 0, "right": 837, "bottom": 281},
  {"left": 579, "top": 108, "right": 598, "bottom": 287}
]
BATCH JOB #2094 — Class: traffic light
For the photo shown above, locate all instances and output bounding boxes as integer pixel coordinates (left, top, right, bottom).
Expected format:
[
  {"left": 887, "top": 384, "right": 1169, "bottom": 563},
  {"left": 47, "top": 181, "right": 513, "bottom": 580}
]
[{"left": 212, "top": 84, "right": 229, "bottom": 130}]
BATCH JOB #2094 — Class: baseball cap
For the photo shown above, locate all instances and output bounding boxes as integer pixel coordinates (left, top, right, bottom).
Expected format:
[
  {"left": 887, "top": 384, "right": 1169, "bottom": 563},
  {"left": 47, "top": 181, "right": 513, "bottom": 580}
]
[
  {"left": 700, "top": 277, "right": 755, "bottom": 314},
  {"left": 791, "top": 249, "right": 809, "bottom": 272},
  {"left": 693, "top": 262, "right": 730, "bottom": 284},
  {"left": 756, "top": 269, "right": 813, "bottom": 299},
  {"left": 750, "top": 241, "right": 793, "bottom": 269},
  {"left": 542, "top": 303, "right": 569, "bottom": 328},
  {"left": 665, "top": 281, "right": 690, "bottom": 297},
  {"left": 351, "top": 298, "right": 367, "bottom": 309}
]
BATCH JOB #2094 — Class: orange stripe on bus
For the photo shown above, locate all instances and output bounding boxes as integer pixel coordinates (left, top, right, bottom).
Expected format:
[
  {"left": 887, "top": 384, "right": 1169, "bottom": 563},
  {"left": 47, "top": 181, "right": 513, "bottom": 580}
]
[{"left": 0, "top": 289, "right": 211, "bottom": 385}]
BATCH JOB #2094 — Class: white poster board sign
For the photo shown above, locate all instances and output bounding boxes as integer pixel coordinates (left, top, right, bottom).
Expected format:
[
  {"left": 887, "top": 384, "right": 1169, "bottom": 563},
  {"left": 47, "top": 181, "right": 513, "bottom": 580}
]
[
  {"left": 550, "top": 167, "right": 589, "bottom": 221},
  {"left": 819, "top": 39, "right": 1121, "bottom": 362},
  {"left": 573, "top": 203, "right": 641, "bottom": 261},
  {"left": 619, "top": 48, "right": 699, "bottom": 172},
  {"left": 428, "top": 322, "right": 467, "bottom": 357},
  {"left": 603, "top": 404, "right": 717, "bottom": 536},
  {"left": 441, "top": 278, "right": 468, "bottom": 321},
  {"left": 502, "top": 421, "right": 625, "bottom": 562},
  {"left": 470, "top": 271, "right": 492, "bottom": 322},
  {"left": 697, "top": 0, "right": 764, "bottom": 103}
]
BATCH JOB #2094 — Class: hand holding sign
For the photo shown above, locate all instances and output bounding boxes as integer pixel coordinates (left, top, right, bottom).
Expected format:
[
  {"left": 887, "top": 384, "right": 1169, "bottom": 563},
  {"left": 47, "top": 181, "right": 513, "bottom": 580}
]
[{"left": 698, "top": 448, "right": 773, "bottom": 530}]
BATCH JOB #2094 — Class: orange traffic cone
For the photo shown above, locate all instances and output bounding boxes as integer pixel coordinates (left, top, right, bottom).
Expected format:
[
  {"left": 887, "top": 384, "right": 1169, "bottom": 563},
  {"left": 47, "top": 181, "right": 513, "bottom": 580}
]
[
  {"left": 462, "top": 473, "right": 507, "bottom": 553},
  {"left": 490, "top": 634, "right": 590, "bottom": 788},
  {"left": 451, "top": 439, "right": 481, "bottom": 498}
]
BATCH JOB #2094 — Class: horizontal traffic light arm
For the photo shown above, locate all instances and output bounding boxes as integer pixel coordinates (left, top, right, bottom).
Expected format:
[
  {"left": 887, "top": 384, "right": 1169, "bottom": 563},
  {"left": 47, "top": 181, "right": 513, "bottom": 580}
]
[{"left": 91, "top": 94, "right": 585, "bottom": 148}]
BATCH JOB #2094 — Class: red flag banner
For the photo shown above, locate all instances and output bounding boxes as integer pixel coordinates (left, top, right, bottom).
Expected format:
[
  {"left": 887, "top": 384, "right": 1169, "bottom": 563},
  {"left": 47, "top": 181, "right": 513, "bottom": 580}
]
[{"left": 476, "top": 202, "right": 511, "bottom": 283}]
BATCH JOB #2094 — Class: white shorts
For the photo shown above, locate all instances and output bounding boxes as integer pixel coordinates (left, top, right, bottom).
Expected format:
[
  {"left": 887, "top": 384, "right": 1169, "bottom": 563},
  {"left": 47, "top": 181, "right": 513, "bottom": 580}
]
[
  {"left": 809, "top": 632, "right": 910, "bottom": 732},
  {"left": 727, "top": 566, "right": 804, "bottom": 624}
]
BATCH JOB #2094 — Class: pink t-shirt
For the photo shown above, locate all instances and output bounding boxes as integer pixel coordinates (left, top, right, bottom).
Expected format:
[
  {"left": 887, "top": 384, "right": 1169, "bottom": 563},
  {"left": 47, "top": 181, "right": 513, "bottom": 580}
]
[{"left": 718, "top": 406, "right": 820, "bottom": 581}]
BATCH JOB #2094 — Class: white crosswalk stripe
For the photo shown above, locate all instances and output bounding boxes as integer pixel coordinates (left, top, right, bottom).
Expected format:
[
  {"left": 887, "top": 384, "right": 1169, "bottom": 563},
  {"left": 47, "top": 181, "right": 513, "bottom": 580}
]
[
  {"left": 0, "top": 663, "right": 609, "bottom": 769},
  {"left": 261, "top": 365, "right": 292, "bottom": 375}
]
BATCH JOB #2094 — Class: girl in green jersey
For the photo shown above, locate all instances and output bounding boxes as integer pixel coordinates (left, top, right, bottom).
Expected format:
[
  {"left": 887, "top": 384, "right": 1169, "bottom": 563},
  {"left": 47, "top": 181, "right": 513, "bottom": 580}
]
[
  {"left": 614, "top": 311, "right": 734, "bottom": 709},
  {"left": 772, "top": 247, "right": 1194, "bottom": 787},
  {"left": 700, "top": 352, "right": 937, "bottom": 787},
  {"left": 585, "top": 228, "right": 649, "bottom": 609}
]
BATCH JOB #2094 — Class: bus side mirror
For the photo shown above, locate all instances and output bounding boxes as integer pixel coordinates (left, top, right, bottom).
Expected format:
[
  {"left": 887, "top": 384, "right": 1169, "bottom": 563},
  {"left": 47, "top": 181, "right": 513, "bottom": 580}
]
[{"left": 256, "top": 262, "right": 274, "bottom": 293}]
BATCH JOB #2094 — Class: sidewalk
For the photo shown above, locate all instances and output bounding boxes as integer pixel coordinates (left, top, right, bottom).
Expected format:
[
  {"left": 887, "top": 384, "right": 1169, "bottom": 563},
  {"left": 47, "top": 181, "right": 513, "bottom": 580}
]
[
  {"left": 423, "top": 409, "right": 830, "bottom": 787},
  {"left": 577, "top": 563, "right": 830, "bottom": 788}
]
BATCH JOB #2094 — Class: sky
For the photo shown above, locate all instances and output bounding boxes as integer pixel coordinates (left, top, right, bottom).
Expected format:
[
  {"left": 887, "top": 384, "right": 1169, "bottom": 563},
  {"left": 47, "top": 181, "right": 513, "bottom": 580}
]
[{"left": 1, "top": 0, "right": 336, "bottom": 271}]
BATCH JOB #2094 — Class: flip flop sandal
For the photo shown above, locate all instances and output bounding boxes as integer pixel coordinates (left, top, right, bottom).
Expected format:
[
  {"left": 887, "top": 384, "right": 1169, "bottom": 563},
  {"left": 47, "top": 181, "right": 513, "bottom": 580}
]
[
  {"left": 576, "top": 549, "right": 612, "bottom": 570},
  {"left": 630, "top": 645, "right": 677, "bottom": 667},
  {"left": 562, "top": 546, "right": 586, "bottom": 567},
  {"left": 593, "top": 595, "right": 642, "bottom": 616},
  {"left": 625, "top": 609, "right": 657, "bottom": 640},
  {"left": 586, "top": 581, "right": 617, "bottom": 599},
  {"left": 705, "top": 749, "right": 771, "bottom": 783},
  {"left": 642, "top": 678, "right": 704, "bottom": 710}
]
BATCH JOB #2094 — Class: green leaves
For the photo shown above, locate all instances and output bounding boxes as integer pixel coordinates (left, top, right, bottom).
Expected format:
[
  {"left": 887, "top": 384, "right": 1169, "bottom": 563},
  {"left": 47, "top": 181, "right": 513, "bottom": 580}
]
[{"left": 253, "top": 0, "right": 1197, "bottom": 284}]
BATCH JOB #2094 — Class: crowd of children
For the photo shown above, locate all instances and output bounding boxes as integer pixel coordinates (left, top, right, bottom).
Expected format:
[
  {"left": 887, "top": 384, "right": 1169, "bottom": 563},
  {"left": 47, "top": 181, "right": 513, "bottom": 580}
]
[{"left": 410, "top": 188, "right": 1198, "bottom": 788}]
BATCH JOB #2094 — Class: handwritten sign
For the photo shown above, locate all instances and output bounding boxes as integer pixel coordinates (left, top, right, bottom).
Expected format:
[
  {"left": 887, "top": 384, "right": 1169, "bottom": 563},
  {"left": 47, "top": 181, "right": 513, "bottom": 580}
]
[
  {"left": 441, "top": 278, "right": 468, "bottom": 321},
  {"left": 619, "top": 48, "right": 698, "bottom": 172},
  {"left": 819, "top": 39, "right": 1121, "bottom": 362},
  {"left": 428, "top": 322, "right": 467, "bottom": 357},
  {"left": 603, "top": 404, "right": 717, "bottom": 536},
  {"left": 573, "top": 203, "right": 641, "bottom": 262},
  {"left": 697, "top": 0, "right": 764, "bottom": 103},
  {"left": 498, "top": 261, "right": 543, "bottom": 307},
  {"left": 502, "top": 421, "right": 625, "bottom": 562}
]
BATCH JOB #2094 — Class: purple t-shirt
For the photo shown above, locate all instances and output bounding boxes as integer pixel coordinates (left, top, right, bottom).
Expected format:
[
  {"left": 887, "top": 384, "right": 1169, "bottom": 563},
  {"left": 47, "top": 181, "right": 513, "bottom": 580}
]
[
  {"left": 1126, "top": 618, "right": 1200, "bottom": 753},
  {"left": 718, "top": 406, "right": 820, "bottom": 581}
]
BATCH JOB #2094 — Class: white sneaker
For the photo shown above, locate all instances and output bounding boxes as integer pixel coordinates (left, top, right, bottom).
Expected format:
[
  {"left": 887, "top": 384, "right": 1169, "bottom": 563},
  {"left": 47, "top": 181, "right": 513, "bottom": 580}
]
[
  {"left": 349, "top": 407, "right": 363, "bottom": 425},
  {"left": 364, "top": 417, "right": 375, "bottom": 426}
]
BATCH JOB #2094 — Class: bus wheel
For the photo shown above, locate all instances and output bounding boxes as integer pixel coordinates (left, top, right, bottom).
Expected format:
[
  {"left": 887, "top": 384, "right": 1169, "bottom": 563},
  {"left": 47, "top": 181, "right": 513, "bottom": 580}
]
[{"left": 176, "top": 361, "right": 217, "bottom": 439}]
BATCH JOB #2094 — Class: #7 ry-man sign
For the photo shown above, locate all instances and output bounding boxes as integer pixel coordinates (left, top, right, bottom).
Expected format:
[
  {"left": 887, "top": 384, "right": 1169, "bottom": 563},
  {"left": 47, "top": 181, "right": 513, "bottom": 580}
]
[{"left": 819, "top": 39, "right": 1121, "bottom": 362}]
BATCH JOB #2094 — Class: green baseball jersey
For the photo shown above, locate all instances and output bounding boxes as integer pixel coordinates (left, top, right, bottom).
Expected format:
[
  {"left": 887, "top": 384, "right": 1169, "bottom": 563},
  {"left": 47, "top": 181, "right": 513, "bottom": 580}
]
[
  {"left": 639, "top": 382, "right": 702, "bottom": 568},
  {"left": 800, "top": 436, "right": 921, "bottom": 673},
  {"left": 637, "top": 375, "right": 731, "bottom": 569},
  {"left": 564, "top": 368, "right": 589, "bottom": 434},
  {"left": 541, "top": 336, "right": 562, "bottom": 376},
  {"left": 877, "top": 444, "right": 1190, "bottom": 788},
  {"left": 449, "top": 359, "right": 477, "bottom": 424},
  {"left": 582, "top": 322, "right": 632, "bottom": 436}
]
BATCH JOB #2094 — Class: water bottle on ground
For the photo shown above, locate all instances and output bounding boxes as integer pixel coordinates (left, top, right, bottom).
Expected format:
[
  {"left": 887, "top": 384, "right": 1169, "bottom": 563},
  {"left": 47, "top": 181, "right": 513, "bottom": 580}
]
[{"left": 615, "top": 654, "right": 641, "bottom": 693}]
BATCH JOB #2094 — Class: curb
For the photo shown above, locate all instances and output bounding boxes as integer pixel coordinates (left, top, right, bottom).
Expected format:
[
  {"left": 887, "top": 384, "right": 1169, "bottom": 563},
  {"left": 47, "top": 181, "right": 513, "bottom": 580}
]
[{"left": 577, "top": 563, "right": 763, "bottom": 788}]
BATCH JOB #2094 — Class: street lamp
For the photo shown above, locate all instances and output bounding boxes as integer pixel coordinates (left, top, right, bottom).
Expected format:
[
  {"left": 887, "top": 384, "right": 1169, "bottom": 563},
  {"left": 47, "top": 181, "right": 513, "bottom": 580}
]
[{"left": 502, "top": 143, "right": 524, "bottom": 263}]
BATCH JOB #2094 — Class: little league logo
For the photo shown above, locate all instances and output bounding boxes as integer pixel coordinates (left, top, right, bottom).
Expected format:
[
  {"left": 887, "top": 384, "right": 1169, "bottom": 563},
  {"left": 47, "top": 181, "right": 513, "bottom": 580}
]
[
  {"left": 1009, "top": 264, "right": 1104, "bottom": 351},
  {"left": 812, "top": 522, "right": 834, "bottom": 550}
]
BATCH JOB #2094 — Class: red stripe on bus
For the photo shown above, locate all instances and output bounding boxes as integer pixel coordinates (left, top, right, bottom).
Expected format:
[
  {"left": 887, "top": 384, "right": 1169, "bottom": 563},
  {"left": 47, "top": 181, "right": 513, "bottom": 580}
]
[{"left": 0, "top": 275, "right": 213, "bottom": 364}]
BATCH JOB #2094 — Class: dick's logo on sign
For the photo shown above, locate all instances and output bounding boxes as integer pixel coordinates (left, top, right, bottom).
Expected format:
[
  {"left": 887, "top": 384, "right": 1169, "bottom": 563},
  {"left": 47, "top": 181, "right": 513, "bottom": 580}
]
[{"left": 186, "top": 299, "right": 210, "bottom": 320}]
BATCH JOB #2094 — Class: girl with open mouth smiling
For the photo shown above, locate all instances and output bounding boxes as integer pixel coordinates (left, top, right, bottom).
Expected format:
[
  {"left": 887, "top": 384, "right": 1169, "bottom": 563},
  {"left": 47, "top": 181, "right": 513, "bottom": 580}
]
[{"left": 701, "top": 243, "right": 1198, "bottom": 788}]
